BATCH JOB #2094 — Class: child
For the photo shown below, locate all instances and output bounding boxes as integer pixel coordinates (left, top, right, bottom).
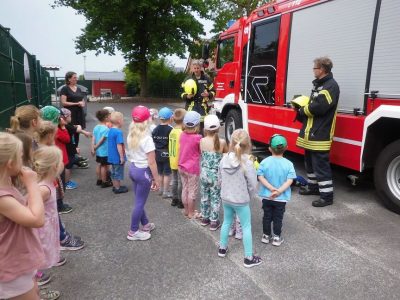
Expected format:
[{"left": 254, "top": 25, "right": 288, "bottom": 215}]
[
  {"left": 33, "top": 146, "right": 64, "bottom": 299},
  {"left": 258, "top": 134, "right": 296, "bottom": 246},
  {"left": 0, "top": 132, "right": 46, "bottom": 300},
  {"left": 103, "top": 106, "right": 115, "bottom": 128},
  {"left": 9, "top": 105, "right": 42, "bottom": 143},
  {"left": 178, "top": 111, "right": 202, "bottom": 219},
  {"left": 200, "top": 115, "right": 227, "bottom": 230},
  {"left": 92, "top": 109, "right": 112, "bottom": 188},
  {"left": 126, "top": 106, "right": 160, "bottom": 241},
  {"left": 152, "top": 107, "right": 173, "bottom": 199},
  {"left": 218, "top": 129, "right": 262, "bottom": 268},
  {"left": 168, "top": 108, "right": 186, "bottom": 208},
  {"left": 149, "top": 108, "right": 159, "bottom": 133},
  {"left": 107, "top": 111, "right": 128, "bottom": 194}
]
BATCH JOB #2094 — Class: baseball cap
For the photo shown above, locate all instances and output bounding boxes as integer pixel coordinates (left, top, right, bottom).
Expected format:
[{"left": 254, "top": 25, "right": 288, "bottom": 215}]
[
  {"left": 270, "top": 134, "right": 287, "bottom": 149},
  {"left": 183, "top": 111, "right": 201, "bottom": 127},
  {"left": 60, "top": 108, "right": 71, "bottom": 118},
  {"left": 41, "top": 106, "right": 61, "bottom": 124},
  {"left": 158, "top": 107, "right": 173, "bottom": 120},
  {"left": 131, "top": 105, "right": 150, "bottom": 122},
  {"left": 204, "top": 115, "right": 220, "bottom": 130}
]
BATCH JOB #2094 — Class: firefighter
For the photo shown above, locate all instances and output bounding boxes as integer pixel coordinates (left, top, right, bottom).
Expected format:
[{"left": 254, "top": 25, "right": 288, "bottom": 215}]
[
  {"left": 181, "top": 60, "right": 215, "bottom": 133},
  {"left": 294, "top": 57, "right": 340, "bottom": 207}
]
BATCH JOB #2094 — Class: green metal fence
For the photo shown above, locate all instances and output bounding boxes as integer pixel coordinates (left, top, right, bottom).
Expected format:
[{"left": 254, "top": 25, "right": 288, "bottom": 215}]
[{"left": 0, "top": 24, "right": 52, "bottom": 130}]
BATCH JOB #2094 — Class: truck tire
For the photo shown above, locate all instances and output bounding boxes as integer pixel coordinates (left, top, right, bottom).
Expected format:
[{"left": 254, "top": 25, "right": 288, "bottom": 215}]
[
  {"left": 374, "top": 139, "right": 400, "bottom": 214},
  {"left": 225, "top": 109, "right": 242, "bottom": 143}
]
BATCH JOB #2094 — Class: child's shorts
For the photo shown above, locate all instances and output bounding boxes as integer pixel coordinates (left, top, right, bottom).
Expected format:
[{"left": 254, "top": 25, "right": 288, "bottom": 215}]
[
  {"left": 0, "top": 270, "right": 36, "bottom": 299},
  {"left": 111, "top": 164, "right": 124, "bottom": 180},
  {"left": 96, "top": 156, "right": 109, "bottom": 166},
  {"left": 156, "top": 160, "right": 171, "bottom": 176}
]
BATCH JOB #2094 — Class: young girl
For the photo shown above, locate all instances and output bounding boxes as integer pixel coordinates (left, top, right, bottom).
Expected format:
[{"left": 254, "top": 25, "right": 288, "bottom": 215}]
[
  {"left": 126, "top": 106, "right": 160, "bottom": 241},
  {"left": 199, "top": 115, "right": 227, "bottom": 230},
  {"left": 32, "top": 146, "right": 64, "bottom": 299},
  {"left": 178, "top": 111, "right": 202, "bottom": 219},
  {"left": 217, "top": 129, "right": 262, "bottom": 268},
  {"left": 0, "top": 132, "right": 46, "bottom": 300}
]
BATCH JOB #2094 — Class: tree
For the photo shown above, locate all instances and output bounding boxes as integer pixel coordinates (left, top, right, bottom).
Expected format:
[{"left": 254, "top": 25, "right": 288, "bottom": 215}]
[{"left": 53, "top": 0, "right": 209, "bottom": 96}]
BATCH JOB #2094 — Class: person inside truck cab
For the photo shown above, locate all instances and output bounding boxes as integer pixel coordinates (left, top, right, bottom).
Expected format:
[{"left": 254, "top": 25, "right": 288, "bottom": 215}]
[
  {"left": 181, "top": 60, "right": 215, "bottom": 132},
  {"left": 294, "top": 56, "right": 340, "bottom": 208}
]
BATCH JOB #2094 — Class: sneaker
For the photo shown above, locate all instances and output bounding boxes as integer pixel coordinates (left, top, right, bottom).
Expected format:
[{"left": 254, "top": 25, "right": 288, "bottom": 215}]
[
  {"left": 177, "top": 201, "right": 184, "bottom": 209},
  {"left": 64, "top": 231, "right": 81, "bottom": 242},
  {"left": 58, "top": 204, "right": 73, "bottom": 214},
  {"left": 60, "top": 235, "right": 85, "bottom": 251},
  {"left": 243, "top": 255, "right": 263, "bottom": 268},
  {"left": 235, "top": 230, "right": 243, "bottom": 240},
  {"left": 210, "top": 220, "right": 221, "bottom": 231},
  {"left": 113, "top": 186, "right": 129, "bottom": 194},
  {"left": 162, "top": 192, "right": 173, "bottom": 199},
  {"left": 65, "top": 181, "right": 77, "bottom": 190},
  {"left": 218, "top": 247, "right": 228, "bottom": 258},
  {"left": 142, "top": 222, "right": 156, "bottom": 232},
  {"left": 96, "top": 179, "right": 102, "bottom": 186},
  {"left": 36, "top": 271, "right": 51, "bottom": 286},
  {"left": 76, "top": 161, "right": 89, "bottom": 169},
  {"left": 76, "top": 155, "right": 89, "bottom": 162},
  {"left": 127, "top": 230, "right": 151, "bottom": 241},
  {"left": 271, "top": 235, "right": 284, "bottom": 246},
  {"left": 54, "top": 256, "right": 67, "bottom": 267},
  {"left": 101, "top": 181, "right": 113, "bottom": 188},
  {"left": 200, "top": 218, "right": 210, "bottom": 226},
  {"left": 39, "top": 288, "right": 60, "bottom": 300},
  {"left": 261, "top": 234, "right": 271, "bottom": 244},
  {"left": 171, "top": 198, "right": 179, "bottom": 206}
]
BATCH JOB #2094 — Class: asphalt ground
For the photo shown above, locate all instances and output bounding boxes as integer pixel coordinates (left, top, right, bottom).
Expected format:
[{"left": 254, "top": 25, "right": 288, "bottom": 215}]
[{"left": 50, "top": 101, "right": 400, "bottom": 299}]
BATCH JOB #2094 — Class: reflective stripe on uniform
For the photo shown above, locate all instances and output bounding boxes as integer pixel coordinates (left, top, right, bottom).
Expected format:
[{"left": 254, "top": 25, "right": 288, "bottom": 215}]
[
  {"left": 304, "top": 105, "right": 313, "bottom": 117},
  {"left": 296, "top": 137, "right": 332, "bottom": 151},
  {"left": 319, "top": 90, "right": 332, "bottom": 104},
  {"left": 318, "top": 180, "right": 333, "bottom": 186},
  {"left": 319, "top": 187, "right": 333, "bottom": 193}
]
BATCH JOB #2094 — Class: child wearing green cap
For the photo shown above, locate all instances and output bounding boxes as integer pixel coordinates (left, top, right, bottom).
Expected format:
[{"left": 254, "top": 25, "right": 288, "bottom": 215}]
[{"left": 257, "top": 134, "right": 297, "bottom": 246}]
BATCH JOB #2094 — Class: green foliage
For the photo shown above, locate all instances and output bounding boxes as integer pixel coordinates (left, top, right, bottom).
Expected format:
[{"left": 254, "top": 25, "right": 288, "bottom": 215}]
[
  {"left": 53, "top": 0, "right": 209, "bottom": 96},
  {"left": 124, "top": 58, "right": 186, "bottom": 98}
]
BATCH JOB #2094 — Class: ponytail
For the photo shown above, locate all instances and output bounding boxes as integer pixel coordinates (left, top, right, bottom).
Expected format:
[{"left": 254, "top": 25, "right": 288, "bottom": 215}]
[{"left": 9, "top": 116, "right": 21, "bottom": 133}]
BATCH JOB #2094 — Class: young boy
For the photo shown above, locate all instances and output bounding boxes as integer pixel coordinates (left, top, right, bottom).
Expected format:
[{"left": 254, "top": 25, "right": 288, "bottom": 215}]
[
  {"left": 107, "top": 111, "right": 128, "bottom": 194},
  {"left": 257, "top": 134, "right": 296, "bottom": 246},
  {"left": 61, "top": 108, "right": 91, "bottom": 190},
  {"left": 92, "top": 109, "right": 112, "bottom": 188},
  {"left": 152, "top": 107, "right": 173, "bottom": 198},
  {"left": 168, "top": 108, "right": 186, "bottom": 208}
]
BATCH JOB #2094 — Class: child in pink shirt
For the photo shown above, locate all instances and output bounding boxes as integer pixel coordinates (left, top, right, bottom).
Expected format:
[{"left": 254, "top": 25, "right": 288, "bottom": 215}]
[{"left": 178, "top": 111, "right": 202, "bottom": 219}]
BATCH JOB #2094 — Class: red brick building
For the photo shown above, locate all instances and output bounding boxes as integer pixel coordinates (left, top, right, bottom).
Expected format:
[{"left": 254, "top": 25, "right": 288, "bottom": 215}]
[{"left": 84, "top": 71, "right": 127, "bottom": 97}]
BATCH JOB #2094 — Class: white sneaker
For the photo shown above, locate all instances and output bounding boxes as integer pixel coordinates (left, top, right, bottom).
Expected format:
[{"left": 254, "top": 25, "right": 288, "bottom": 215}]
[
  {"left": 261, "top": 234, "right": 271, "bottom": 244},
  {"left": 127, "top": 230, "right": 151, "bottom": 241},
  {"left": 272, "top": 235, "right": 284, "bottom": 246},
  {"left": 142, "top": 223, "right": 156, "bottom": 232}
]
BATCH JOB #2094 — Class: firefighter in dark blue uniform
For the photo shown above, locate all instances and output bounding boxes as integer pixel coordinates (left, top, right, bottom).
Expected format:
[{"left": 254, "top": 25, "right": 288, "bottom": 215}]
[
  {"left": 181, "top": 60, "right": 215, "bottom": 132},
  {"left": 295, "top": 57, "right": 340, "bottom": 207}
]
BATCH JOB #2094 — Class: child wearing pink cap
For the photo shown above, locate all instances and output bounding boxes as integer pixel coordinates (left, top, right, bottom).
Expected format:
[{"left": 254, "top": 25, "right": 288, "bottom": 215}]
[{"left": 126, "top": 106, "right": 161, "bottom": 241}]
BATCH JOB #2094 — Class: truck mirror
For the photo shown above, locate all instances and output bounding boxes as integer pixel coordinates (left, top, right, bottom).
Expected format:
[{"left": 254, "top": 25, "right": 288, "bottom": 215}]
[{"left": 202, "top": 44, "right": 210, "bottom": 60}]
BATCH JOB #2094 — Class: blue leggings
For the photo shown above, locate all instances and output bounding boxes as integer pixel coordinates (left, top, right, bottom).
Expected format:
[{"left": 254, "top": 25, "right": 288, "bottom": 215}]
[
  {"left": 220, "top": 203, "right": 253, "bottom": 257},
  {"left": 129, "top": 163, "right": 152, "bottom": 232}
]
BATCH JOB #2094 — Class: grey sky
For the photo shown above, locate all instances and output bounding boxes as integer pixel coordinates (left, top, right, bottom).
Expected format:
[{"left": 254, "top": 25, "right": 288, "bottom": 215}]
[{"left": 0, "top": 0, "right": 213, "bottom": 77}]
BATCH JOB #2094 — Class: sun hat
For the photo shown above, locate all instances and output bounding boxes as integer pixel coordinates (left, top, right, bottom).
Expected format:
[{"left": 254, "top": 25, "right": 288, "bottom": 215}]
[
  {"left": 183, "top": 111, "right": 201, "bottom": 127},
  {"left": 158, "top": 107, "right": 173, "bottom": 120},
  {"left": 41, "top": 106, "right": 61, "bottom": 124},
  {"left": 204, "top": 115, "right": 220, "bottom": 130},
  {"left": 103, "top": 106, "right": 115, "bottom": 113},
  {"left": 131, "top": 105, "right": 150, "bottom": 123},
  {"left": 269, "top": 134, "right": 287, "bottom": 149},
  {"left": 60, "top": 108, "right": 71, "bottom": 118}
]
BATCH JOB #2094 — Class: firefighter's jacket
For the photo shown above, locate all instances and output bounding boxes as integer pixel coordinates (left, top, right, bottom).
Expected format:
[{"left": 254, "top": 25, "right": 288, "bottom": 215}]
[
  {"left": 181, "top": 72, "right": 215, "bottom": 120},
  {"left": 296, "top": 73, "right": 340, "bottom": 152}
]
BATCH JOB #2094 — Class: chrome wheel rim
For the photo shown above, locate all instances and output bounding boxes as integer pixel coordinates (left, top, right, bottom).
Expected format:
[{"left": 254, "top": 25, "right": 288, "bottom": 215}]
[{"left": 387, "top": 155, "right": 400, "bottom": 202}]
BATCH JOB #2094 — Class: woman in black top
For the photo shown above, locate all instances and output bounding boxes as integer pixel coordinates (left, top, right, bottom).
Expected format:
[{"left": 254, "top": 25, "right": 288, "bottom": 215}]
[{"left": 60, "top": 71, "right": 85, "bottom": 145}]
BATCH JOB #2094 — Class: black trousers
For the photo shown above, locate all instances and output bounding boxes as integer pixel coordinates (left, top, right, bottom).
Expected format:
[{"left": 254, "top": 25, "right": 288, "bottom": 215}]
[
  {"left": 304, "top": 150, "right": 334, "bottom": 201},
  {"left": 262, "top": 199, "right": 286, "bottom": 236}
]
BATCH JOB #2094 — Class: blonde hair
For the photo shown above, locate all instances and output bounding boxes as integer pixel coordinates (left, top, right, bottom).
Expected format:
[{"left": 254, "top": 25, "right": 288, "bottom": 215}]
[
  {"left": 127, "top": 120, "right": 150, "bottom": 150},
  {"left": 32, "top": 146, "right": 62, "bottom": 181},
  {"left": 14, "top": 132, "right": 33, "bottom": 167},
  {"left": 184, "top": 124, "right": 200, "bottom": 134},
  {"left": 173, "top": 108, "right": 186, "bottom": 125},
  {"left": 9, "top": 105, "right": 41, "bottom": 133},
  {"left": 110, "top": 111, "right": 124, "bottom": 124},
  {"left": 205, "top": 129, "right": 222, "bottom": 153},
  {"left": 36, "top": 121, "right": 57, "bottom": 144},
  {"left": 229, "top": 129, "right": 252, "bottom": 162},
  {"left": 0, "top": 133, "right": 23, "bottom": 170}
]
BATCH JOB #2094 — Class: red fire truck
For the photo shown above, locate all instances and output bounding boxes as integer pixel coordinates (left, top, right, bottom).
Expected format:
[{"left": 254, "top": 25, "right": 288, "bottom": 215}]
[{"left": 208, "top": 0, "right": 400, "bottom": 213}]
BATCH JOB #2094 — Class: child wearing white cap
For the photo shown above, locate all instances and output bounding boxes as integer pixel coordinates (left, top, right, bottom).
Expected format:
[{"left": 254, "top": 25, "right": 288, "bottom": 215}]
[{"left": 199, "top": 115, "right": 227, "bottom": 230}]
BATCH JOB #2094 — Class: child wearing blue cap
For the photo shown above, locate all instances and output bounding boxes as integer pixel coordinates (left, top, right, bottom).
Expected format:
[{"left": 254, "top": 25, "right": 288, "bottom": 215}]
[
  {"left": 152, "top": 107, "right": 174, "bottom": 199},
  {"left": 257, "top": 134, "right": 297, "bottom": 246}
]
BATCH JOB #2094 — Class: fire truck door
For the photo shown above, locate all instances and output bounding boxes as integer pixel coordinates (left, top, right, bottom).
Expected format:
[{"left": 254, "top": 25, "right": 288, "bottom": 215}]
[{"left": 215, "top": 36, "right": 236, "bottom": 102}]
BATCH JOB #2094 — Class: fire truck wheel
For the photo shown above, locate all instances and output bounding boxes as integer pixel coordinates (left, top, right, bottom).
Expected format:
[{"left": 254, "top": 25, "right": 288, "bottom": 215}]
[
  {"left": 374, "top": 140, "right": 400, "bottom": 214},
  {"left": 225, "top": 109, "right": 242, "bottom": 143}
]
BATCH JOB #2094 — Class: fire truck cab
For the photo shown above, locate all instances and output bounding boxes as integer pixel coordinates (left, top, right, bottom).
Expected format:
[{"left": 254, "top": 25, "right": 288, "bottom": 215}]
[{"left": 211, "top": 0, "right": 400, "bottom": 213}]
